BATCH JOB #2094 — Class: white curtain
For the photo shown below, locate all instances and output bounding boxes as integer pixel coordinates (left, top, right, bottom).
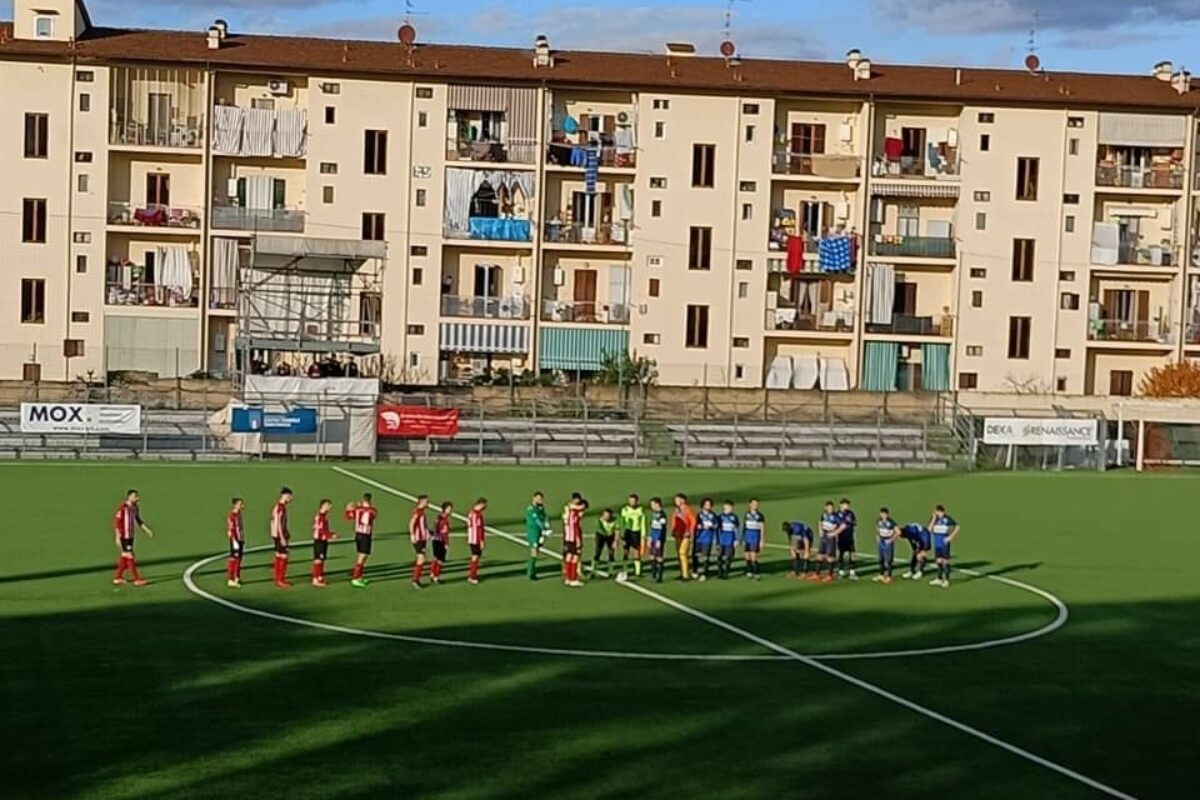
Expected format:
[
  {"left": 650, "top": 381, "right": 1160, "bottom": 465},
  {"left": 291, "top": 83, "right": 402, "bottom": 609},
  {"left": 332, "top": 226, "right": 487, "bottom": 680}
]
[
  {"left": 243, "top": 108, "right": 275, "bottom": 157},
  {"left": 792, "top": 356, "right": 819, "bottom": 390},
  {"left": 765, "top": 356, "right": 792, "bottom": 389},
  {"left": 212, "top": 106, "right": 244, "bottom": 155},
  {"left": 245, "top": 175, "right": 274, "bottom": 211},
  {"left": 159, "top": 247, "right": 193, "bottom": 302},
  {"left": 868, "top": 263, "right": 895, "bottom": 324},
  {"left": 1091, "top": 222, "right": 1120, "bottom": 266},
  {"left": 608, "top": 265, "right": 630, "bottom": 306},
  {"left": 617, "top": 184, "right": 634, "bottom": 221},
  {"left": 444, "top": 168, "right": 538, "bottom": 234},
  {"left": 274, "top": 109, "right": 307, "bottom": 157},
  {"left": 211, "top": 237, "right": 239, "bottom": 291}
]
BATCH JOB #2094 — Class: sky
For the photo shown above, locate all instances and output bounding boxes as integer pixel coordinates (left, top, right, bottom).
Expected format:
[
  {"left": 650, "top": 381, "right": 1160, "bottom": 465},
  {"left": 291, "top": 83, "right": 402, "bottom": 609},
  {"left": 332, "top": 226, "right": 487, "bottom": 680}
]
[{"left": 4, "top": 0, "right": 1199, "bottom": 75}]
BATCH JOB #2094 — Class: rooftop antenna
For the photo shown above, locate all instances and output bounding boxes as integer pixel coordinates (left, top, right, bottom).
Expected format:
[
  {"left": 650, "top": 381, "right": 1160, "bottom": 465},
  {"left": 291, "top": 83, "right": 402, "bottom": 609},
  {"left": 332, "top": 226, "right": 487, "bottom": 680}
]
[
  {"left": 723, "top": 0, "right": 749, "bottom": 45},
  {"left": 1024, "top": 10, "right": 1042, "bottom": 73}
]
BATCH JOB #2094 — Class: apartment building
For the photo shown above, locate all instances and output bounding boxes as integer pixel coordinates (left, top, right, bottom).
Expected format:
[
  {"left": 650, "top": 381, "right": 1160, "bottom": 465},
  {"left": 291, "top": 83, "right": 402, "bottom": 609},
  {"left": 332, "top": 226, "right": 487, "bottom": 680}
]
[{"left": 2, "top": 0, "right": 1199, "bottom": 397}]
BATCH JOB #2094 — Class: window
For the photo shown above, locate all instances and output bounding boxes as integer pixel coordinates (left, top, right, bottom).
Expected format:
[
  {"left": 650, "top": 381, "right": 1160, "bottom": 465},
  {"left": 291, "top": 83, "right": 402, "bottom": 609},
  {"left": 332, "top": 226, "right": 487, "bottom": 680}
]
[
  {"left": 1016, "top": 157, "right": 1039, "bottom": 201},
  {"left": 1060, "top": 292, "right": 1080, "bottom": 310},
  {"left": 412, "top": 268, "right": 423, "bottom": 286},
  {"left": 647, "top": 255, "right": 664, "bottom": 268},
  {"left": 63, "top": 339, "right": 84, "bottom": 358},
  {"left": 739, "top": 181, "right": 757, "bottom": 192},
  {"left": 652, "top": 99, "right": 670, "bottom": 110},
  {"left": 969, "top": 267, "right": 986, "bottom": 279},
  {"left": 321, "top": 82, "right": 342, "bottom": 94},
  {"left": 896, "top": 204, "right": 920, "bottom": 238},
  {"left": 35, "top": 16, "right": 53, "bottom": 38},
  {"left": 1056, "top": 377, "right": 1068, "bottom": 392},
  {"left": 72, "top": 231, "right": 90, "bottom": 244},
  {"left": 1065, "top": 215, "right": 1076, "bottom": 233},
  {"left": 24, "top": 113, "right": 48, "bottom": 158},
  {"left": 71, "top": 311, "right": 89, "bottom": 323},
  {"left": 363, "top": 130, "right": 388, "bottom": 175},
  {"left": 76, "top": 70, "right": 93, "bottom": 82},
  {"left": 1109, "top": 370, "right": 1134, "bottom": 397},
  {"left": 654, "top": 121, "right": 666, "bottom": 139},
  {"left": 407, "top": 324, "right": 425, "bottom": 335},
  {"left": 1068, "top": 138, "right": 1079, "bottom": 156},
  {"left": 361, "top": 212, "right": 385, "bottom": 241},
  {"left": 415, "top": 87, "right": 433, "bottom": 99},
  {"left": 651, "top": 200, "right": 662, "bottom": 218},
  {"left": 1059, "top": 270, "right": 1076, "bottom": 281},
  {"left": 324, "top": 106, "right": 336, "bottom": 124},
  {"left": 408, "top": 352, "right": 420, "bottom": 369},
  {"left": 735, "top": 365, "right": 745, "bottom": 380},
  {"left": 322, "top": 186, "right": 334, "bottom": 204},
  {"left": 649, "top": 177, "right": 667, "bottom": 189},
  {"left": 971, "top": 290, "right": 983, "bottom": 308},
  {"left": 965, "top": 346, "right": 983, "bottom": 357},
  {"left": 21, "top": 279, "right": 45, "bottom": 324},
  {"left": 745, "top": 125, "right": 756, "bottom": 143},
  {"left": 974, "top": 212, "right": 986, "bottom": 231},
  {"left": 418, "top": 111, "right": 428, "bottom": 127},
  {"left": 741, "top": 203, "right": 753, "bottom": 221},
  {"left": 410, "top": 245, "right": 428, "bottom": 257},
  {"left": 77, "top": 174, "right": 89, "bottom": 193},
  {"left": 980, "top": 134, "right": 990, "bottom": 152},
  {"left": 685, "top": 305, "right": 709, "bottom": 348},
  {"left": 415, "top": 188, "right": 427, "bottom": 207},
  {"left": 79, "top": 93, "right": 90, "bottom": 112},
  {"left": 1055, "top": 348, "right": 1071, "bottom": 359},
  {"left": 958, "top": 373, "right": 978, "bottom": 390},
  {"left": 1011, "top": 238, "right": 1035, "bottom": 282},
  {"left": 688, "top": 226, "right": 712, "bottom": 270},
  {"left": 736, "top": 259, "right": 752, "bottom": 270},
  {"left": 691, "top": 144, "right": 716, "bottom": 188},
  {"left": 978, "top": 112, "right": 995, "bottom": 124},
  {"left": 74, "top": 151, "right": 92, "bottom": 163},
  {"left": 643, "top": 333, "right": 661, "bottom": 345},
  {"left": 742, "top": 103, "right": 759, "bottom": 115},
  {"left": 320, "top": 162, "right": 338, "bottom": 174},
  {"left": 22, "top": 199, "right": 47, "bottom": 243},
  {"left": 648, "top": 278, "right": 660, "bottom": 298},
  {"left": 1067, "top": 116, "right": 1084, "bottom": 128},
  {"left": 1007, "top": 316, "right": 1031, "bottom": 359},
  {"left": 973, "top": 191, "right": 991, "bottom": 202},
  {"left": 75, "top": 254, "right": 87, "bottom": 273},
  {"left": 737, "top": 281, "right": 749, "bottom": 298}
]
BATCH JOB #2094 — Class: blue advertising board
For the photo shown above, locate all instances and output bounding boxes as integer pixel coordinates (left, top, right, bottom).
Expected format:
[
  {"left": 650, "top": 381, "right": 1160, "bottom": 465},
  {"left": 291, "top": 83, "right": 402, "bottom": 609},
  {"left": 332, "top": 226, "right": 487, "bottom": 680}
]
[{"left": 231, "top": 407, "right": 319, "bottom": 435}]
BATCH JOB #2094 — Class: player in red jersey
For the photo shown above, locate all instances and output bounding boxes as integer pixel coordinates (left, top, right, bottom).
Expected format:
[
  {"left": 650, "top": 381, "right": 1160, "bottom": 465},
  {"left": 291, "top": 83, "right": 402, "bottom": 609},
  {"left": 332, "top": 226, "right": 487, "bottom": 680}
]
[
  {"left": 311, "top": 498, "right": 337, "bottom": 588},
  {"left": 226, "top": 497, "right": 246, "bottom": 588},
  {"left": 270, "top": 487, "right": 294, "bottom": 588},
  {"left": 409, "top": 495, "right": 431, "bottom": 588},
  {"left": 431, "top": 501, "right": 453, "bottom": 584},
  {"left": 466, "top": 498, "right": 488, "bottom": 585},
  {"left": 346, "top": 492, "right": 378, "bottom": 589},
  {"left": 562, "top": 496, "right": 587, "bottom": 588},
  {"left": 112, "top": 489, "right": 154, "bottom": 586}
]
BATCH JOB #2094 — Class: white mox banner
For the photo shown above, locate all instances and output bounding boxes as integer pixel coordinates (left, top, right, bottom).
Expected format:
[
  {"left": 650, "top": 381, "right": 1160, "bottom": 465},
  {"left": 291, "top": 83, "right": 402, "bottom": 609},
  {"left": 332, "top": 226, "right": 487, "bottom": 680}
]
[
  {"left": 20, "top": 403, "right": 142, "bottom": 435},
  {"left": 982, "top": 417, "right": 1099, "bottom": 447}
]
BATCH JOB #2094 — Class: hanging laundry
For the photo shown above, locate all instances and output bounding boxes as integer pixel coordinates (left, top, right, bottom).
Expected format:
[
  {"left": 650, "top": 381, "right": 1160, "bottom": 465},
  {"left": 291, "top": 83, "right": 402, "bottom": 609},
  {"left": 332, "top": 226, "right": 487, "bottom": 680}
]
[
  {"left": 818, "top": 236, "right": 853, "bottom": 274},
  {"left": 786, "top": 235, "right": 805, "bottom": 275},
  {"left": 884, "top": 137, "right": 904, "bottom": 161}
]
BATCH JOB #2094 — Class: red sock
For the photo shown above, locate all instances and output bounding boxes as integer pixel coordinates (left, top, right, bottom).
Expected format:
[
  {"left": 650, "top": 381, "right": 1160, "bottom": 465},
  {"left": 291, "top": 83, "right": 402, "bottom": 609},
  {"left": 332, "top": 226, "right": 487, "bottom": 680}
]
[
  {"left": 273, "top": 557, "right": 281, "bottom": 583},
  {"left": 114, "top": 557, "right": 126, "bottom": 580},
  {"left": 352, "top": 563, "right": 362, "bottom": 580},
  {"left": 571, "top": 561, "right": 579, "bottom": 581},
  {"left": 412, "top": 562, "right": 424, "bottom": 582},
  {"left": 226, "top": 559, "right": 237, "bottom": 580},
  {"left": 432, "top": 561, "right": 442, "bottom": 579},
  {"left": 469, "top": 560, "right": 479, "bottom": 581},
  {"left": 127, "top": 557, "right": 142, "bottom": 581}
]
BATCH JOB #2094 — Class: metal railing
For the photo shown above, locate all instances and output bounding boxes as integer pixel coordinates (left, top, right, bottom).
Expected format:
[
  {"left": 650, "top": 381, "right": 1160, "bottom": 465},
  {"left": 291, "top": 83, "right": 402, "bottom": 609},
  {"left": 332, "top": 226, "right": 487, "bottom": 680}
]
[
  {"left": 771, "top": 151, "right": 862, "bottom": 178},
  {"left": 546, "top": 142, "right": 637, "bottom": 169},
  {"left": 1095, "top": 164, "right": 1184, "bottom": 190},
  {"left": 865, "top": 314, "right": 955, "bottom": 336},
  {"left": 1087, "top": 319, "right": 1173, "bottom": 344},
  {"left": 109, "top": 118, "right": 203, "bottom": 149},
  {"left": 107, "top": 201, "right": 202, "bottom": 230},
  {"left": 446, "top": 137, "right": 538, "bottom": 165},
  {"left": 440, "top": 295, "right": 531, "bottom": 320},
  {"left": 211, "top": 204, "right": 306, "bottom": 233},
  {"left": 872, "top": 156, "right": 960, "bottom": 179},
  {"left": 543, "top": 220, "right": 631, "bottom": 246},
  {"left": 209, "top": 286, "right": 238, "bottom": 311},
  {"left": 870, "top": 235, "right": 956, "bottom": 259},
  {"left": 540, "top": 300, "right": 632, "bottom": 324},
  {"left": 765, "top": 308, "right": 856, "bottom": 333},
  {"left": 105, "top": 279, "right": 199, "bottom": 308},
  {"left": 1114, "top": 242, "right": 1181, "bottom": 268}
]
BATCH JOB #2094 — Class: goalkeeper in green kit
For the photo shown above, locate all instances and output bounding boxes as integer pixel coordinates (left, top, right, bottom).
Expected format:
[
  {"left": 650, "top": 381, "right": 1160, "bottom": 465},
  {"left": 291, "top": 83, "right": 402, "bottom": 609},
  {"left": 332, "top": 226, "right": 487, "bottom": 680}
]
[
  {"left": 524, "top": 491, "right": 552, "bottom": 580},
  {"left": 618, "top": 494, "right": 647, "bottom": 581}
]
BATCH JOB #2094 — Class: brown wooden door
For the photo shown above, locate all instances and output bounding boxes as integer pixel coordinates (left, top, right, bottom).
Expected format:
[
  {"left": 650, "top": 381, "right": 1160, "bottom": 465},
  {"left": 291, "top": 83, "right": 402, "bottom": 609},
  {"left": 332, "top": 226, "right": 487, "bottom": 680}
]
[
  {"left": 573, "top": 269, "right": 597, "bottom": 321},
  {"left": 894, "top": 282, "right": 918, "bottom": 315},
  {"left": 146, "top": 173, "right": 170, "bottom": 207},
  {"left": 1136, "top": 290, "right": 1150, "bottom": 338}
]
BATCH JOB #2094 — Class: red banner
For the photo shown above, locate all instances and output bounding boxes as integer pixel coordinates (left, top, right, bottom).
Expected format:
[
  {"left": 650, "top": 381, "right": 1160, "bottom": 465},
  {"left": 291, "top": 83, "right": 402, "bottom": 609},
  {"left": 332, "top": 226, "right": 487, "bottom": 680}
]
[{"left": 376, "top": 406, "right": 460, "bottom": 438}]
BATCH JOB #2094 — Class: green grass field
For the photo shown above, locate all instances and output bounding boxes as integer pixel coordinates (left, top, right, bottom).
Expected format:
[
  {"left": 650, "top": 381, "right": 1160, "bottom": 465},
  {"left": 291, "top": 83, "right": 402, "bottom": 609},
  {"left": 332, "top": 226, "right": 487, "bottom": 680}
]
[{"left": 2, "top": 462, "right": 1196, "bottom": 800}]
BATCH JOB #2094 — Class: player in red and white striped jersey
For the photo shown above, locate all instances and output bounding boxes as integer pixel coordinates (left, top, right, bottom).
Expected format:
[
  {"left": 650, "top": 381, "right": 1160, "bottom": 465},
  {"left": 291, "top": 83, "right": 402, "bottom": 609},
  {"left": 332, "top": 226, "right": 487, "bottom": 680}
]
[
  {"left": 345, "top": 493, "right": 378, "bottom": 588},
  {"left": 270, "top": 488, "right": 294, "bottom": 588},
  {"left": 431, "top": 501, "right": 453, "bottom": 584},
  {"left": 409, "top": 495, "right": 431, "bottom": 588},
  {"left": 112, "top": 489, "right": 154, "bottom": 586},
  {"left": 466, "top": 498, "right": 488, "bottom": 585},
  {"left": 562, "top": 496, "right": 587, "bottom": 588},
  {"left": 226, "top": 498, "right": 246, "bottom": 588},
  {"left": 310, "top": 498, "right": 337, "bottom": 588}
]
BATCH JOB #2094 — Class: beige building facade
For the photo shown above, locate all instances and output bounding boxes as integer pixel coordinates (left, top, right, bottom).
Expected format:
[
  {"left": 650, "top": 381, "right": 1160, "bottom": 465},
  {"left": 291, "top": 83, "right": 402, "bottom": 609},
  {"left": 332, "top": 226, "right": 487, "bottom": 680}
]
[{"left": 2, "top": 0, "right": 1199, "bottom": 397}]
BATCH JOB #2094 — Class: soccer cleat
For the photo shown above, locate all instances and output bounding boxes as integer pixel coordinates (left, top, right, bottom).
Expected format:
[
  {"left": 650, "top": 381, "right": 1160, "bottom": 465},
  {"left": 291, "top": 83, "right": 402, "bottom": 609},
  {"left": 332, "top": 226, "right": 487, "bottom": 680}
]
[
  {"left": 837, "top": 570, "right": 847, "bottom": 578},
  {"left": 616, "top": 571, "right": 628, "bottom": 583},
  {"left": 312, "top": 580, "right": 328, "bottom": 588},
  {"left": 929, "top": 578, "right": 943, "bottom": 587},
  {"left": 112, "top": 578, "right": 126, "bottom": 586},
  {"left": 227, "top": 579, "right": 242, "bottom": 589},
  {"left": 821, "top": 574, "right": 834, "bottom": 583},
  {"left": 467, "top": 578, "right": 480, "bottom": 586},
  {"left": 805, "top": 573, "right": 820, "bottom": 582},
  {"left": 412, "top": 581, "right": 423, "bottom": 590},
  {"left": 568, "top": 580, "right": 584, "bottom": 588},
  {"left": 848, "top": 570, "right": 859, "bottom": 581},
  {"left": 275, "top": 580, "right": 292, "bottom": 589},
  {"left": 351, "top": 578, "right": 369, "bottom": 589},
  {"left": 133, "top": 579, "right": 150, "bottom": 587},
  {"left": 431, "top": 577, "right": 441, "bottom": 585},
  {"left": 882, "top": 575, "right": 893, "bottom": 584},
  {"left": 698, "top": 574, "right": 707, "bottom": 582},
  {"left": 872, "top": 574, "right": 885, "bottom": 582}
]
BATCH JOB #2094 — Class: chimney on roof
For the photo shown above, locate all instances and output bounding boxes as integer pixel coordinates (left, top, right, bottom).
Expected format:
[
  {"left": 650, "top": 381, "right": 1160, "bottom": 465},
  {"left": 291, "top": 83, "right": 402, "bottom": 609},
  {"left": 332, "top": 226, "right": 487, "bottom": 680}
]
[
  {"left": 1153, "top": 61, "right": 1173, "bottom": 81},
  {"left": 846, "top": 49, "right": 863, "bottom": 70},
  {"left": 533, "top": 34, "right": 554, "bottom": 68},
  {"left": 1171, "top": 69, "right": 1192, "bottom": 95},
  {"left": 854, "top": 58, "right": 872, "bottom": 81},
  {"left": 206, "top": 25, "right": 221, "bottom": 50},
  {"left": 214, "top": 19, "right": 229, "bottom": 39}
]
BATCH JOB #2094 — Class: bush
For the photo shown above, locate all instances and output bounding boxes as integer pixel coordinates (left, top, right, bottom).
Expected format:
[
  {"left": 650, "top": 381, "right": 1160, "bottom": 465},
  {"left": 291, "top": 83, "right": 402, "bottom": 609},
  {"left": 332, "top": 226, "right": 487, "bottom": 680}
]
[{"left": 1138, "top": 361, "right": 1200, "bottom": 398}]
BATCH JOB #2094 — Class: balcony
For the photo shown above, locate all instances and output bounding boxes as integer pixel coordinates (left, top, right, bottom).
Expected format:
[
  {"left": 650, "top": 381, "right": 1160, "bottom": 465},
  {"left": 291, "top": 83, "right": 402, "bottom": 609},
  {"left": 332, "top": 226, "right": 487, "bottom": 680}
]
[
  {"left": 107, "top": 201, "right": 202, "bottom": 231},
  {"left": 543, "top": 220, "right": 631, "bottom": 247},
  {"left": 772, "top": 151, "right": 861, "bottom": 180},
  {"left": 212, "top": 203, "right": 306, "bottom": 233},
  {"left": 209, "top": 287, "right": 238, "bottom": 312},
  {"left": 870, "top": 235, "right": 956, "bottom": 260},
  {"left": 865, "top": 314, "right": 954, "bottom": 337},
  {"left": 447, "top": 138, "right": 537, "bottom": 165},
  {"left": 547, "top": 142, "right": 637, "bottom": 170},
  {"left": 871, "top": 156, "right": 959, "bottom": 181},
  {"left": 211, "top": 105, "right": 308, "bottom": 159},
  {"left": 105, "top": 259, "right": 199, "bottom": 309},
  {"left": 541, "top": 300, "right": 631, "bottom": 325},
  {"left": 109, "top": 67, "right": 206, "bottom": 150},
  {"left": 1088, "top": 319, "right": 1173, "bottom": 345},
  {"left": 766, "top": 308, "right": 856, "bottom": 334},
  {"left": 1096, "top": 163, "right": 1184, "bottom": 191},
  {"left": 444, "top": 218, "right": 533, "bottom": 244},
  {"left": 440, "top": 295, "right": 531, "bottom": 320}
]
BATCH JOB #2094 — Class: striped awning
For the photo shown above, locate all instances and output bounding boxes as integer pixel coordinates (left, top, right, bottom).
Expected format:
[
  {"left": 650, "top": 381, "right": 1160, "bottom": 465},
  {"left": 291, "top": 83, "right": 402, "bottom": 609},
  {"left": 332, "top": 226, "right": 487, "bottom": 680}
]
[
  {"left": 540, "top": 328, "right": 630, "bottom": 371},
  {"left": 1099, "top": 113, "right": 1187, "bottom": 147},
  {"left": 439, "top": 322, "right": 529, "bottom": 354},
  {"left": 870, "top": 181, "right": 960, "bottom": 199},
  {"left": 447, "top": 85, "right": 509, "bottom": 112},
  {"left": 447, "top": 85, "right": 541, "bottom": 144}
]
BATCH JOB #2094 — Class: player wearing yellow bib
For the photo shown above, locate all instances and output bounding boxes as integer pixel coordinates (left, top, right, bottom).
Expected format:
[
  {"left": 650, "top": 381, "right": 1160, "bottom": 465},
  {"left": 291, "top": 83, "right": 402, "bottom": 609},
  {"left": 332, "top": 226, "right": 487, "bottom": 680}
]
[{"left": 618, "top": 494, "right": 647, "bottom": 580}]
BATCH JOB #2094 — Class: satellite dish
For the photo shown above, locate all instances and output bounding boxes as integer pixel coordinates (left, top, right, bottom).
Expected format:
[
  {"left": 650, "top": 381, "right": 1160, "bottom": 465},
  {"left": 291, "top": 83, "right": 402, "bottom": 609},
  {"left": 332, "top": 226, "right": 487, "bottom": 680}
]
[
  {"left": 1024, "top": 53, "right": 1041, "bottom": 73},
  {"left": 720, "top": 40, "right": 736, "bottom": 58},
  {"left": 398, "top": 24, "right": 417, "bottom": 45}
]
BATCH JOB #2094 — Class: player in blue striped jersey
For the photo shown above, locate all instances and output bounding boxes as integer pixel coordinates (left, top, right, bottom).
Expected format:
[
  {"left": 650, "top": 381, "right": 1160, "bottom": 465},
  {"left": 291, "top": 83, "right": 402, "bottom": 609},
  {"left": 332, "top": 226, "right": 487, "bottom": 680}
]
[
  {"left": 716, "top": 501, "right": 739, "bottom": 580},
  {"left": 900, "top": 522, "right": 932, "bottom": 580},
  {"left": 741, "top": 499, "right": 765, "bottom": 579},
  {"left": 872, "top": 507, "right": 899, "bottom": 584},
  {"left": 928, "top": 505, "right": 960, "bottom": 588}
]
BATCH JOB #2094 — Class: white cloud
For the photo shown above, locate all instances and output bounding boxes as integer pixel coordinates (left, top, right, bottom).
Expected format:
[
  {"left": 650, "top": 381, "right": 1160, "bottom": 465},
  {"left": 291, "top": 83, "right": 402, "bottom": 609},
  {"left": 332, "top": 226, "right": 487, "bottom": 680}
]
[{"left": 874, "top": 0, "right": 1200, "bottom": 34}]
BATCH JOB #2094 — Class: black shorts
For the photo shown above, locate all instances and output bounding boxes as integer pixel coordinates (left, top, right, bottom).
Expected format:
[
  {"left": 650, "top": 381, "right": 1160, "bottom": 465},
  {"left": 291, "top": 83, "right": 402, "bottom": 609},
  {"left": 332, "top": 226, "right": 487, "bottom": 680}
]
[
  {"left": 355, "top": 534, "right": 373, "bottom": 556},
  {"left": 596, "top": 533, "right": 616, "bottom": 549},
  {"left": 312, "top": 539, "right": 329, "bottom": 561},
  {"left": 432, "top": 540, "right": 448, "bottom": 562},
  {"left": 623, "top": 530, "right": 642, "bottom": 551},
  {"left": 694, "top": 538, "right": 714, "bottom": 554},
  {"left": 818, "top": 535, "right": 838, "bottom": 558},
  {"left": 412, "top": 540, "right": 427, "bottom": 556},
  {"left": 564, "top": 540, "right": 581, "bottom": 556},
  {"left": 469, "top": 543, "right": 483, "bottom": 557},
  {"left": 837, "top": 532, "right": 856, "bottom": 554},
  {"left": 229, "top": 539, "right": 245, "bottom": 559},
  {"left": 119, "top": 538, "right": 135, "bottom": 554},
  {"left": 273, "top": 537, "right": 289, "bottom": 555}
]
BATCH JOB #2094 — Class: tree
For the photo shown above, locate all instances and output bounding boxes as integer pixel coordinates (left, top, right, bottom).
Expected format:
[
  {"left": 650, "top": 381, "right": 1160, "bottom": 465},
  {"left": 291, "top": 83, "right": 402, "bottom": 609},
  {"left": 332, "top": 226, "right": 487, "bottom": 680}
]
[
  {"left": 1138, "top": 361, "right": 1200, "bottom": 398},
  {"left": 595, "top": 351, "right": 657, "bottom": 406}
]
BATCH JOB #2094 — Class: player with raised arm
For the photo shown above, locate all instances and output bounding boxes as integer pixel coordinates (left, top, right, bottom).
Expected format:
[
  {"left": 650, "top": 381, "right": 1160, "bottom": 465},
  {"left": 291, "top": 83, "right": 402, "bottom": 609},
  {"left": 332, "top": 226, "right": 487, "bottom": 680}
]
[
  {"left": 834, "top": 498, "right": 859, "bottom": 580},
  {"left": 112, "top": 489, "right": 154, "bottom": 587},
  {"left": 270, "top": 487, "right": 294, "bottom": 588},
  {"left": 694, "top": 498, "right": 718, "bottom": 581},
  {"left": 431, "top": 501, "right": 452, "bottom": 584},
  {"left": 929, "top": 505, "right": 960, "bottom": 588},
  {"left": 742, "top": 498, "right": 765, "bottom": 579},
  {"left": 647, "top": 497, "right": 669, "bottom": 583},
  {"left": 900, "top": 521, "right": 932, "bottom": 580},
  {"left": 524, "top": 492, "right": 551, "bottom": 581},
  {"left": 409, "top": 495, "right": 431, "bottom": 588},
  {"left": 716, "top": 501, "right": 739, "bottom": 580},
  {"left": 783, "top": 518, "right": 814, "bottom": 579},
  {"left": 226, "top": 497, "right": 245, "bottom": 589},
  {"left": 347, "top": 492, "right": 377, "bottom": 588},
  {"left": 466, "top": 498, "right": 488, "bottom": 585},
  {"left": 619, "top": 494, "right": 647, "bottom": 581},
  {"left": 311, "top": 498, "right": 336, "bottom": 588},
  {"left": 873, "top": 507, "right": 898, "bottom": 584},
  {"left": 590, "top": 508, "right": 619, "bottom": 578}
]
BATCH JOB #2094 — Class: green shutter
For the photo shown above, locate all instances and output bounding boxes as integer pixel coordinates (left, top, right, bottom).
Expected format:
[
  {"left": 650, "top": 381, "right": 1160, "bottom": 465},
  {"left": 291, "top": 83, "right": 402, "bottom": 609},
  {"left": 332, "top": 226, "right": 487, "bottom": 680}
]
[
  {"left": 539, "top": 328, "right": 629, "bottom": 370},
  {"left": 920, "top": 343, "right": 950, "bottom": 392},
  {"left": 861, "top": 341, "right": 899, "bottom": 392}
]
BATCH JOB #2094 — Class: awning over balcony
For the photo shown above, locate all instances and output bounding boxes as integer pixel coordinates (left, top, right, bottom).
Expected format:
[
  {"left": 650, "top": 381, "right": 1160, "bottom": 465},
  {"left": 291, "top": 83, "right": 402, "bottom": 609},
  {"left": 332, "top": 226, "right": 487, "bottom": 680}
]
[
  {"left": 539, "top": 328, "right": 629, "bottom": 371},
  {"left": 439, "top": 322, "right": 529, "bottom": 354},
  {"left": 447, "top": 85, "right": 539, "bottom": 143},
  {"left": 253, "top": 235, "right": 387, "bottom": 261},
  {"left": 869, "top": 182, "right": 960, "bottom": 199},
  {"left": 1098, "top": 113, "right": 1187, "bottom": 147}
]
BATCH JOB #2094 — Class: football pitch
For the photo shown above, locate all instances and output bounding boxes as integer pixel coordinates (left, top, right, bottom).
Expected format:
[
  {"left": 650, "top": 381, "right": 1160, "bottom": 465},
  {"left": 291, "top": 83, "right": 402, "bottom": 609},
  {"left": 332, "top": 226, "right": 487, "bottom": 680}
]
[{"left": 2, "top": 463, "right": 1195, "bottom": 800}]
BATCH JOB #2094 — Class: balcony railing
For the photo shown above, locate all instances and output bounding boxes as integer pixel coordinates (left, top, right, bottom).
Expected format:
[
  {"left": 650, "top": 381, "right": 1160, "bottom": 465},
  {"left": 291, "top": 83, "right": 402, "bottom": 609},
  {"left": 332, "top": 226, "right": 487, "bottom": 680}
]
[
  {"left": 546, "top": 143, "right": 637, "bottom": 169},
  {"left": 772, "top": 151, "right": 862, "bottom": 179},
  {"left": 865, "top": 314, "right": 955, "bottom": 337},
  {"left": 107, "top": 201, "right": 202, "bottom": 230},
  {"left": 444, "top": 218, "right": 534, "bottom": 243},
  {"left": 105, "top": 279, "right": 199, "bottom": 309},
  {"left": 541, "top": 300, "right": 632, "bottom": 325},
  {"left": 543, "top": 220, "right": 631, "bottom": 246},
  {"left": 1088, "top": 319, "right": 1173, "bottom": 344},
  {"left": 209, "top": 286, "right": 238, "bottom": 311},
  {"left": 447, "top": 138, "right": 538, "bottom": 165},
  {"left": 440, "top": 295, "right": 530, "bottom": 320},
  {"left": 871, "top": 156, "right": 960, "bottom": 180},
  {"left": 870, "top": 235, "right": 956, "bottom": 259},
  {"left": 1116, "top": 243, "right": 1180, "bottom": 268},
  {"left": 1096, "top": 164, "right": 1184, "bottom": 190},
  {"left": 212, "top": 204, "right": 306, "bottom": 233},
  {"left": 766, "top": 308, "right": 856, "bottom": 333}
]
